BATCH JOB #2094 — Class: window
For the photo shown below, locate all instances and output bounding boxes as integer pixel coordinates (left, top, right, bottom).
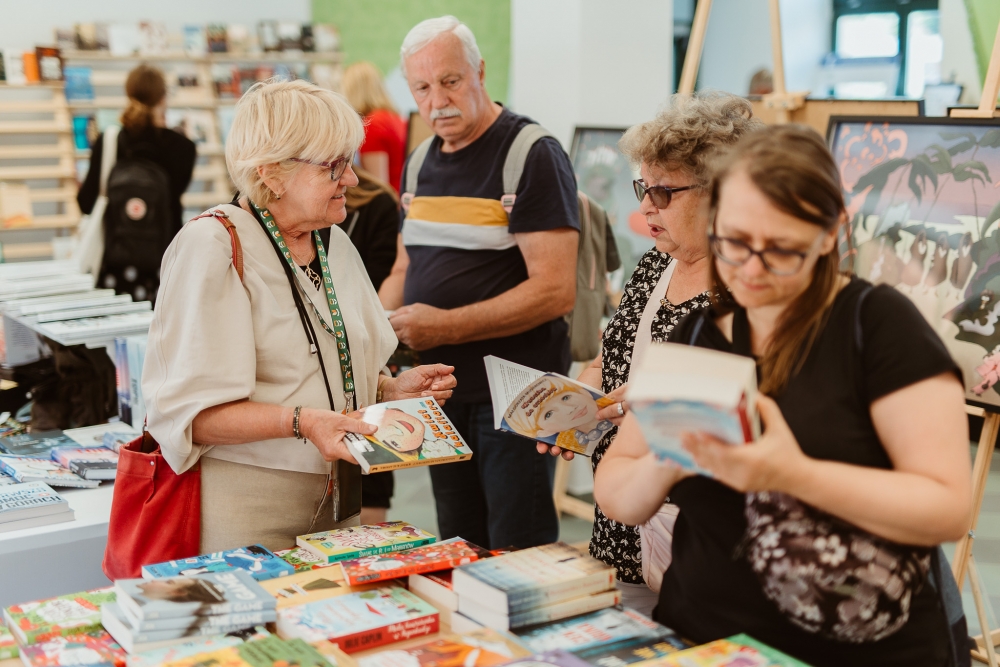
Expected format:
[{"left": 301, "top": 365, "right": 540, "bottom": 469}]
[{"left": 836, "top": 12, "right": 900, "bottom": 59}]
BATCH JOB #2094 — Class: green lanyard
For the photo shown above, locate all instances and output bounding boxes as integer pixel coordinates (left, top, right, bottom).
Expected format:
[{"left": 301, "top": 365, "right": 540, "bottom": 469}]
[{"left": 250, "top": 200, "right": 356, "bottom": 409}]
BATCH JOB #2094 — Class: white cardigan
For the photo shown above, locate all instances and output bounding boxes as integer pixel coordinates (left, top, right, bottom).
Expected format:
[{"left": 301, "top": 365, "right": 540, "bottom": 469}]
[{"left": 143, "top": 203, "right": 397, "bottom": 475}]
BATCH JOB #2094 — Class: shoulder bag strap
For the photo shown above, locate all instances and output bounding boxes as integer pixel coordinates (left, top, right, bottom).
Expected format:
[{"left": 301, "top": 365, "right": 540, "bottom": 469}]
[
  {"left": 189, "top": 209, "right": 244, "bottom": 284},
  {"left": 501, "top": 124, "right": 554, "bottom": 213},
  {"left": 401, "top": 136, "right": 434, "bottom": 212},
  {"left": 99, "top": 125, "right": 120, "bottom": 197}
]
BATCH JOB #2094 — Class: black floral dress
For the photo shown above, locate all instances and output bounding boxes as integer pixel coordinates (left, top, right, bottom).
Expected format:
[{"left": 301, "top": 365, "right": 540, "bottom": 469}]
[{"left": 590, "top": 248, "right": 713, "bottom": 584}]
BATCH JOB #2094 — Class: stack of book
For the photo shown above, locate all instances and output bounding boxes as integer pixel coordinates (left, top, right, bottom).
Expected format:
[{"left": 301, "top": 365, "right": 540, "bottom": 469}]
[
  {"left": 0, "top": 622, "right": 17, "bottom": 660},
  {"left": 0, "top": 481, "right": 73, "bottom": 532},
  {"left": 338, "top": 537, "right": 482, "bottom": 587},
  {"left": 0, "top": 429, "right": 108, "bottom": 488},
  {"left": 105, "top": 571, "right": 277, "bottom": 654},
  {"left": 141, "top": 545, "right": 295, "bottom": 582},
  {"left": 451, "top": 542, "right": 620, "bottom": 631},
  {"left": 296, "top": 521, "right": 437, "bottom": 564},
  {"left": 355, "top": 627, "right": 532, "bottom": 667},
  {"left": 159, "top": 634, "right": 336, "bottom": 667}
]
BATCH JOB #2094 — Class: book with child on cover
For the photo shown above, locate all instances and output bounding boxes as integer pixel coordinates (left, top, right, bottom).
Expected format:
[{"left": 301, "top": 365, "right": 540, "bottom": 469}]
[
  {"left": 344, "top": 398, "right": 472, "bottom": 474},
  {"left": 484, "top": 356, "right": 615, "bottom": 456}
]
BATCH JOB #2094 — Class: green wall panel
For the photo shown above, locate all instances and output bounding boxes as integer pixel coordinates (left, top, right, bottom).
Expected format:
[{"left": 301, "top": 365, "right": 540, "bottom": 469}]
[
  {"left": 966, "top": 0, "right": 1000, "bottom": 89},
  {"left": 312, "top": 0, "right": 510, "bottom": 103}
]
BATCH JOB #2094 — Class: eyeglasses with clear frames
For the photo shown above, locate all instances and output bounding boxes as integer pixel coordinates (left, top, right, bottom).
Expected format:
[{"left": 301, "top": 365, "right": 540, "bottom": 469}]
[
  {"left": 289, "top": 155, "right": 352, "bottom": 181},
  {"left": 708, "top": 231, "right": 827, "bottom": 276}
]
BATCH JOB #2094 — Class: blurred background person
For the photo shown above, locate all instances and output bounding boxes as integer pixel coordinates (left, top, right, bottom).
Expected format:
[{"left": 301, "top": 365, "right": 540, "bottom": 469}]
[{"left": 343, "top": 61, "right": 407, "bottom": 193}]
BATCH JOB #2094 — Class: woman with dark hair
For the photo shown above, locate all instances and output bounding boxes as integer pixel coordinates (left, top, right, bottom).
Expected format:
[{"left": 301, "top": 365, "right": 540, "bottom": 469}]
[
  {"left": 594, "top": 125, "right": 971, "bottom": 667},
  {"left": 77, "top": 64, "right": 196, "bottom": 301}
]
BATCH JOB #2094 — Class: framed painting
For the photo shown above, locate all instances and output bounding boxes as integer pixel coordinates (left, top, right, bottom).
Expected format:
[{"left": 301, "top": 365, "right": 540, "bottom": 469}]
[
  {"left": 569, "top": 126, "right": 650, "bottom": 291},
  {"left": 829, "top": 115, "right": 1000, "bottom": 411}
]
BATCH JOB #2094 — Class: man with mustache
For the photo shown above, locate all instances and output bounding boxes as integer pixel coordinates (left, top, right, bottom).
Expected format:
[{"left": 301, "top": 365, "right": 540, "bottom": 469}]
[{"left": 380, "top": 16, "right": 580, "bottom": 549}]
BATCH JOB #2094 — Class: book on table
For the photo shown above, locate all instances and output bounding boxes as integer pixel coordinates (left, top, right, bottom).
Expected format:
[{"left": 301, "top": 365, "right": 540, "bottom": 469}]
[
  {"left": 409, "top": 569, "right": 459, "bottom": 612},
  {"left": 354, "top": 627, "right": 533, "bottom": 667},
  {"left": 484, "top": 356, "right": 614, "bottom": 456},
  {"left": 49, "top": 446, "right": 117, "bottom": 481},
  {"left": 123, "top": 634, "right": 244, "bottom": 667},
  {"left": 259, "top": 566, "right": 363, "bottom": 610},
  {"left": 159, "top": 634, "right": 335, "bottom": 667},
  {"left": 18, "top": 630, "right": 125, "bottom": 667},
  {"left": 296, "top": 521, "right": 436, "bottom": 564},
  {"left": 514, "top": 608, "right": 679, "bottom": 654},
  {"left": 62, "top": 422, "right": 139, "bottom": 449},
  {"left": 0, "top": 481, "right": 72, "bottom": 531},
  {"left": 2, "top": 586, "right": 116, "bottom": 645},
  {"left": 339, "top": 537, "right": 481, "bottom": 586},
  {"left": 114, "top": 571, "right": 276, "bottom": 623},
  {"left": 275, "top": 585, "right": 439, "bottom": 653},
  {"left": 273, "top": 546, "right": 335, "bottom": 572},
  {"left": 458, "top": 588, "right": 623, "bottom": 631},
  {"left": 0, "top": 455, "right": 98, "bottom": 489},
  {"left": 0, "top": 622, "right": 17, "bottom": 660},
  {"left": 655, "top": 634, "right": 812, "bottom": 667},
  {"left": 141, "top": 545, "right": 295, "bottom": 582},
  {"left": 627, "top": 342, "right": 760, "bottom": 473},
  {"left": 504, "top": 650, "right": 593, "bottom": 667},
  {"left": 0, "top": 430, "right": 78, "bottom": 458},
  {"left": 344, "top": 398, "right": 472, "bottom": 474}
]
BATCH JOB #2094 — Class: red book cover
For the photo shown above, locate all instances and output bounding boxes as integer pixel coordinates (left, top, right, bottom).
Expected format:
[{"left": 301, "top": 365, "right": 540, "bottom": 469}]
[
  {"left": 335, "top": 614, "right": 439, "bottom": 654},
  {"left": 340, "top": 538, "right": 480, "bottom": 586}
]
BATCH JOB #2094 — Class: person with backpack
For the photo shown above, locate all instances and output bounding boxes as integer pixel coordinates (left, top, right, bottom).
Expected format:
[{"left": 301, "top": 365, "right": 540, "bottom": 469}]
[
  {"left": 77, "top": 64, "right": 196, "bottom": 303},
  {"left": 379, "top": 16, "right": 580, "bottom": 550}
]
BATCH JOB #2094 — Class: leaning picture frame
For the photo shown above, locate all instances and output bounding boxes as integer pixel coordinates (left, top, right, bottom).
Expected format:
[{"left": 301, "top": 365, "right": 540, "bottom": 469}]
[{"left": 828, "top": 115, "right": 1000, "bottom": 412}]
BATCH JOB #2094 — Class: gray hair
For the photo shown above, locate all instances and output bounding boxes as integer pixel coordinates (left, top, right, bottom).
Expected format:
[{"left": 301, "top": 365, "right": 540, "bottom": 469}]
[{"left": 400, "top": 15, "right": 482, "bottom": 79}]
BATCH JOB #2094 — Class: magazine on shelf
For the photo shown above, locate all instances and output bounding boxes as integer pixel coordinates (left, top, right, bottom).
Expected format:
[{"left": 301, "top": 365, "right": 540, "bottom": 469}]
[
  {"left": 344, "top": 398, "right": 472, "bottom": 474},
  {"left": 141, "top": 545, "right": 295, "bottom": 582},
  {"left": 626, "top": 342, "right": 760, "bottom": 473},
  {"left": 114, "top": 571, "right": 276, "bottom": 622},
  {"left": 2, "top": 586, "right": 116, "bottom": 644},
  {"left": 0, "top": 455, "right": 99, "bottom": 488},
  {"left": 297, "top": 521, "right": 436, "bottom": 564},
  {"left": 484, "top": 356, "right": 614, "bottom": 456}
]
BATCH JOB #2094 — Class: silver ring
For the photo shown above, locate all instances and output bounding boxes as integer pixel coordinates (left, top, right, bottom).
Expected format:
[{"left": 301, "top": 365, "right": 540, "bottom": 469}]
[{"left": 617, "top": 402, "right": 625, "bottom": 416}]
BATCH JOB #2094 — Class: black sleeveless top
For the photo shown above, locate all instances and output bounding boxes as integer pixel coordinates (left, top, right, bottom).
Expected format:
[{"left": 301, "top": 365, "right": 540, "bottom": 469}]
[{"left": 657, "top": 278, "right": 961, "bottom": 667}]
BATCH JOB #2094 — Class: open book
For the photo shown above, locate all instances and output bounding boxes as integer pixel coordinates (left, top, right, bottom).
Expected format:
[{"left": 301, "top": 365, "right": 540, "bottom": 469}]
[
  {"left": 344, "top": 398, "right": 472, "bottom": 474},
  {"left": 484, "top": 356, "right": 614, "bottom": 456},
  {"left": 626, "top": 342, "right": 760, "bottom": 473}
]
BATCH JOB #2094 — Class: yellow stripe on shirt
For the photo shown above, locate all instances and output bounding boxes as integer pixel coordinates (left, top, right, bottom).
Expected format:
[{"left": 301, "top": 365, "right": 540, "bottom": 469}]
[{"left": 407, "top": 196, "right": 509, "bottom": 227}]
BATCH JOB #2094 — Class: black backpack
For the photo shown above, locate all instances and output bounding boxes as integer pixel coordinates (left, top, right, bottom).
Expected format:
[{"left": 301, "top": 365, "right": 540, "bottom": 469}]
[{"left": 102, "top": 136, "right": 172, "bottom": 276}]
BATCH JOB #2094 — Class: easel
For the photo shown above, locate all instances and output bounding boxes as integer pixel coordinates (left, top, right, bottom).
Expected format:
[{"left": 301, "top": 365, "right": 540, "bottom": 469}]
[{"left": 952, "top": 19, "right": 1000, "bottom": 666}]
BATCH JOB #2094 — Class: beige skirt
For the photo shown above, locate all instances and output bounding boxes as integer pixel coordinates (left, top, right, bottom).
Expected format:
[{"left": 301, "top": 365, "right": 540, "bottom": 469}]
[{"left": 199, "top": 457, "right": 358, "bottom": 553}]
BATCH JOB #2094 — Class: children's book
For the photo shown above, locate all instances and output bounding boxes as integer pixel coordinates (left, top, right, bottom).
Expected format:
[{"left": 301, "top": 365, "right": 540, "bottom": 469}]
[
  {"left": 355, "top": 627, "right": 532, "bottom": 667},
  {"left": 141, "top": 545, "right": 295, "bottom": 582},
  {"left": 50, "top": 446, "right": 118, "bottom": 480},
  {"left": 125, "top": 634, "right": 243, "bottom": 667},
  {"left": 0, "top": 481, "right": 68, "bottom": 522},
  {"left": 259, "top": 568, "right": 359, "bottom": 610},
  {"left": 102, "top": 602, "right": 273, "bottom": 654},
  {"left": 458, "top": 589, "right": 623, "bottom": 631},
  {"left": 2, "top": 586, "right": 116, "bottom": 645},
  {"left": 504, "top": 650, "right": 592, "bottom": 667},
  {"left": 0, "top": 430, "right": 77, "bottom": 458},
  {"left": 627, "top": 342, "right": 759, "bottom": 473},
  {"left": 276, "top": 586, "right": 439, "bottom": 653},
  {"left": 484, "top": 356, "right": 614, "bottom": 456},
  {"left": 273, "top": 546, "right": 335, "bottom": 572},
  {"left": 451, "top": 542, "right": 615, "bottom": 614},
  {"left": 339, "top": 537, "right": 480, "bottom": 586},
  {"left": 515, "top": 608, "right": 672, "bottom": 654},
  {"left": 573, "top": 634, "right": 690, "bottom": 666},
  {"left": 114, "top": 571, "right": 275, "bottom": 623},
  {"left": 344, "top": 398, "right": 472, "bottom": 474},
  {"left": 18, "top": 630, "right": 125, "bottom": 667},
  {"left": 297, "top": 521, "right": 436, "bottom": 564},
  {"left": 0, "top": 621, "right": 18, "bottom": 660},
  {"left": 0, "top": 455, "right": 98, "bottom": 488},
  {"left": 656, "top": 635, "right": 811, "bottom": 667}
]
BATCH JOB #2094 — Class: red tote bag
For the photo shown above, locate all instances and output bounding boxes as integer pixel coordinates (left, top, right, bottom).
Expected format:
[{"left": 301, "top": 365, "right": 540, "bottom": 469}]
[{"left": 102, "top": 209, "right": 244, "bottom": 580}]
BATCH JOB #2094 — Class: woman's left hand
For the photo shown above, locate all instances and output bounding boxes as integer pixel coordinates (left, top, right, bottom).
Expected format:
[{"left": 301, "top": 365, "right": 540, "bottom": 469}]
[
  {"left": 680, "top": 395, "right": 809, "bottom": 493},
  {"left": 381, "top": 364, "right": 457, "bottom": 404}
]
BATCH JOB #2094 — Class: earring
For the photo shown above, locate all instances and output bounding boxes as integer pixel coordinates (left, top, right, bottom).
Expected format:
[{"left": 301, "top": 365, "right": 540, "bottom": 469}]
[{"left": 275, "top": 192, "right": 281, "bottom": 200}]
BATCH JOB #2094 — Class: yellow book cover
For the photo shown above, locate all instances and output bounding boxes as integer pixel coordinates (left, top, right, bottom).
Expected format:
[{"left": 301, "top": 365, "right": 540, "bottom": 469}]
[
  {"left": 297, "top": 522, "right": 436, "bottom": 564},
  {"left": 260, "top": 567, "right": 387, "bottom": 610}
]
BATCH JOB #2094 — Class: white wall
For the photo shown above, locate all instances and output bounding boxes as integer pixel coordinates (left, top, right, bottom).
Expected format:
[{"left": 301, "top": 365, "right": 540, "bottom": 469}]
[
  {"left": 940, "top": 0, "right": 982, "bottom": 105},
  {"left": 509, "top": 0, "right": 673, "bottom": 149},
  {"left": 0, "top": 0, "right": 310, "bottom": 52},
  {"left": 699, "top": 0, "right": 830, "bottom": 96}
]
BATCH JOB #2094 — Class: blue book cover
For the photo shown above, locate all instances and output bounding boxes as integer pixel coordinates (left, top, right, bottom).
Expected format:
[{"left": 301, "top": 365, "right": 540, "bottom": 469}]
[
  {"left": 0, "top": 430, "right": 77, "bottom": 458},
  {"left": 63, "top": 67, "right": 94, "bottom": 101},
  {"left": 141, "top": 544, "right": 295, "bottom": 582},
  {"left": 515, "top": 608, "right": 671, "bottom": 654},
  {"left": 115, "top": 570, "right": 275, "bottom": 622}
]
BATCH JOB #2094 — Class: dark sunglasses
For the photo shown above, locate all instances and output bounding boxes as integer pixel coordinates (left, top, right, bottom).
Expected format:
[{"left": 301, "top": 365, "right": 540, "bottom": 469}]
[
  {"left": 633, "top": 179, "right": 698, "bottom": 209},
  {"left": 290, "top": 155, "right": 352, "bottom": 181}
]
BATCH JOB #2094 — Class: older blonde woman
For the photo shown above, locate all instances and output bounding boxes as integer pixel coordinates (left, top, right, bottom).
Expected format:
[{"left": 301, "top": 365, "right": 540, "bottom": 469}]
[{"left": 143, "top": 79, "right": 456, "bottom": 552}]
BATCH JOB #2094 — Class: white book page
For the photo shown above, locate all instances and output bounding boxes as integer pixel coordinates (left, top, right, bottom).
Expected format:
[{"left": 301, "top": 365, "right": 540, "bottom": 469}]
[{"left": 484, "top": 356, "right": 545, "bottom": 428}]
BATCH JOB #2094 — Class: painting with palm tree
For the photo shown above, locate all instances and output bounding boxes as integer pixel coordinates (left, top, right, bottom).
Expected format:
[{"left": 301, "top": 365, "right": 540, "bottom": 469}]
[{"left": 830, "top": 116, "right": 1000, "bottom": 409}]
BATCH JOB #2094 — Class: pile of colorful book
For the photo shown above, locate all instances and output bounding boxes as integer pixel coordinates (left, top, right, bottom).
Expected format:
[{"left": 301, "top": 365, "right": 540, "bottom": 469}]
[
  {"left": 0, "top": 423, "right": 136, "bottom": 488},
  {"left": 0, "top": 481, "right": 72, "bottom": 532}
]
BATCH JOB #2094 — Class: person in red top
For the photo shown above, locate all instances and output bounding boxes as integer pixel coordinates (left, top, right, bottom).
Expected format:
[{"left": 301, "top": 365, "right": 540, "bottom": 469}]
[{"left": 343, "top": 61, "right": 408, "bottom": 193}]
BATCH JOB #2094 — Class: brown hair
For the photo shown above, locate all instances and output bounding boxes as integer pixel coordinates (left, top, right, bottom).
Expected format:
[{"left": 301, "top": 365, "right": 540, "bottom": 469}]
[
  {"left": 342, "top": 61, "right": 398, "bottom": 117},
  {"left": 121, "top": 64, "right": 167, "bottom": 134},
  {"left": 346, "top": 167, "right": 399, "bottom": 211},
  {"left": 618, "top": 92, "right": 764, "bottom": 185},
  {"left": 708, "top": 124, "right": 847, "bottom": 395}
]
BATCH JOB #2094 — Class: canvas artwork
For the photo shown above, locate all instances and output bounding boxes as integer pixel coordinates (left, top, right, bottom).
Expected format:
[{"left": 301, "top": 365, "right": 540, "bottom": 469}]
[
  {"left": 830, "top": 116, "right": 1000, "bottom": 409},
  {"left": 570, "top": 127, "right": 650, "bottom": 288}
]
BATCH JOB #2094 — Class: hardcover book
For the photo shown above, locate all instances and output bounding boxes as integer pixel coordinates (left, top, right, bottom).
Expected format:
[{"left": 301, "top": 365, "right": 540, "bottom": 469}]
[
  {"left": 656, "top": 635, "right": 811, "bottom": 667},
  {"left": 627, "top": 343, "right": 760, "bottom": 473},
  {"left": 355, "top": 627, "right": 532, "bottom": 667},
  {"left": 0, "top": 481, "right": 67, "bottom": 522},
  {"left": 0, "top": 621, "right": 17, "bottom": 660},
  {"left": 0, "top": 431, "right": 77, "bottom": 458},
  {"left": 451, "top": 542, "right": 615, "bottom": 614},
  {"left": 125, "top": 635, "right": 243, "bottom": 667},
  {"left": 18, "top": 630, "right": 125, "bottom": 667},
  {"left": 3, "top": 587, "right": 116, "bottom": 645},
  {"left": 484, "top": 356, "right": 614, "bottom": 456},
  {"left": 50, "top": 446, "right": 118, "bottom": 480},
  {"left": 273, "top": 546, "right": 334, "bottom": 572},
  {"left": 409, "top": 570, "right": 458, "bottom": 611},
  {"left": 141, "top": 545, "right": 295, "bottom": 582},
  {"left": 344, "top": 398, "right": 472, "bottom": 474},
  {"left": 115, "top": 571, "right": 275, "bottom": 622},
  {"left": 0, "top": 455, "right": 98, "bottom": 488},
  {"left": 515, "top": 608, "right": 673, "bottom": 654},
  {"left": 297, "top": 521, "right": 436, "bottom": 564},
  {"left": 275, "top": 586, "right": 439, "bottom": 653},
  {"left": 340, "top": 537, "right": 480, "bottom": 586},
  {"left": 504, "top": 650, "right": 592, "bottom": 667},
  {"left": 458, "top": 589, "right": 623, "bottom": 631},
  {"left": 102, "top": 602, "right": 273, "bottom": 655}
]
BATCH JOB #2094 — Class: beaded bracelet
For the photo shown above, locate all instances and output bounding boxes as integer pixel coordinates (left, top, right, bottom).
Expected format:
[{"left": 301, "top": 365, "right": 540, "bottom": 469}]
[{"left": 292, "top": 405, "right": 304, "bottom": 441}]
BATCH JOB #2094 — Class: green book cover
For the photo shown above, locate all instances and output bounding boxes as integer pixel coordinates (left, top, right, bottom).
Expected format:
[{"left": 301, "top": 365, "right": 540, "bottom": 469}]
[
  {"left": 2, "top": 587, "right": 115, "bottom": 645},
  {"left": 296, "top": 521, "right": 436, "bottom": 564},
  {"left": 0, "top": 622, "right": 18, "bottom": 660},
  {"left": 727, "top": 634, "right": 813, "bottom": 667}
]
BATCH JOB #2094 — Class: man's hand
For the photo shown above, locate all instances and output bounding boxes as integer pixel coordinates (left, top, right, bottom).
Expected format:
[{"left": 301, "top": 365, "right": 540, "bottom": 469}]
[{"left": 389, "top": 304, "right": 452, "bottom": 351}]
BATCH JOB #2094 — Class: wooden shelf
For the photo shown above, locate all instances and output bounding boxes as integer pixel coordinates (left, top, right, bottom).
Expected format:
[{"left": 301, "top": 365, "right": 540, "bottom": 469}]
[
  {"left": 68, "top": 97, "right": 219, "bottom": 111},
  {"left": 0, "top": 165, "right": 75, "bottom": 180},
  {"left": 0, "top": 121, "right": 70, "bottom": 135},
  {"left": 1, "top": 242, "right": 53, "bottom": 260},
  {"left": 62, "top": 50, "right": 342, "bottom": 64},
  {"left": 0, "top": 146, "right": 65, "bottom": 159}
]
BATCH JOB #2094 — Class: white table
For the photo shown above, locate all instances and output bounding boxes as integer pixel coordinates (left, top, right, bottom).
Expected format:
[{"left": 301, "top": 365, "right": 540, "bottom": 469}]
[{"left": 0, "top": 483, "right": 114, "bottom": 608}]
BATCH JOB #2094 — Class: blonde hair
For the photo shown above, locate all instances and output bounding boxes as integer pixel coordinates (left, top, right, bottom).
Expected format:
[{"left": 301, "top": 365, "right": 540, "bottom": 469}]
[
  {"left": 121, "top": 64, "right": 166, "bottom": 134},
  {"left": 343, "top": 61, "right": 398, "bottom": 117},
  {"left": 618, "top": 92, "right": 764, "bottom": 185},
  {"left": 504, "top": 377, "right": 587, "bottom": 437},
  {"left": 225, "top": 78, "right": 365, "bottom": 207}
]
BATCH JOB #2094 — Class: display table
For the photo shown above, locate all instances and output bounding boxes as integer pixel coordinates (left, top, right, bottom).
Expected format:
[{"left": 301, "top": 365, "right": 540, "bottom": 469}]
[{"left": 0, "top": 483, "right": 114, "bottom": 609}]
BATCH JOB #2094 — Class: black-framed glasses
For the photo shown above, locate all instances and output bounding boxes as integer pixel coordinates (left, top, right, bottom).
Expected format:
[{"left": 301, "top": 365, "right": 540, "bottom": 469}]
[
  {"left": 633, "top": 179, "right": 698, "bottom": 209},
  {"left": 709, "top": 232, "right": 825, "bottom": 276},
  {"left": 290, "top": 155, "right": 352, "bottom": 181}
]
